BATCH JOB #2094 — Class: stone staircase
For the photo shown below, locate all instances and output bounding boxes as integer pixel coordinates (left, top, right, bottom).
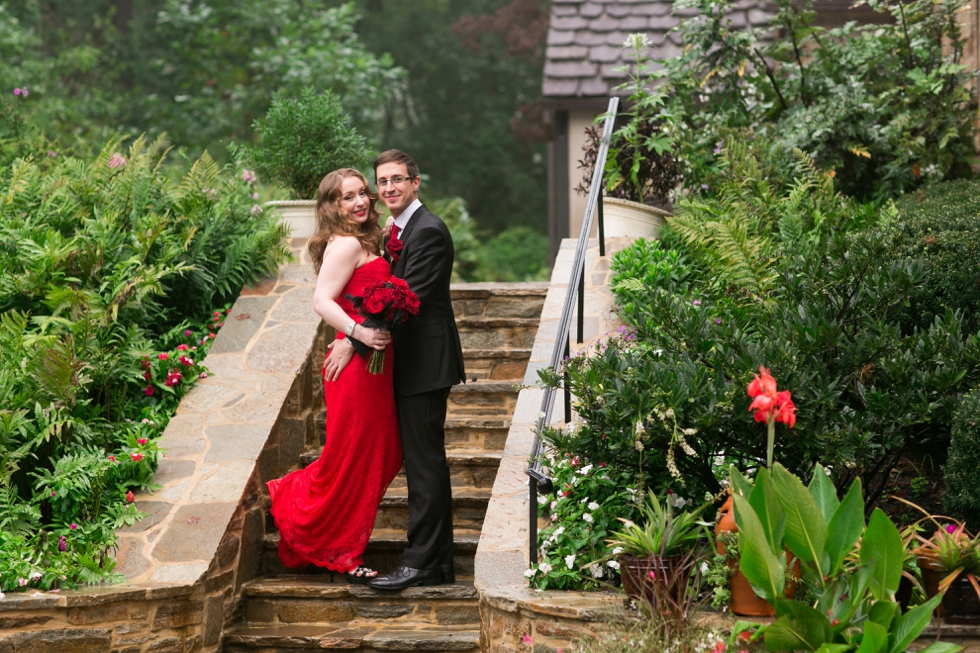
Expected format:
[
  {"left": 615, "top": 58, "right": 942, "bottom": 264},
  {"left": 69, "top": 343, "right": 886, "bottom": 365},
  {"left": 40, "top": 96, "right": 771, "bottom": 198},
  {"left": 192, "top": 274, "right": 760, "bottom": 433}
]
[{"left": 222, "top": 283, "right": 548, "bottom": 653}]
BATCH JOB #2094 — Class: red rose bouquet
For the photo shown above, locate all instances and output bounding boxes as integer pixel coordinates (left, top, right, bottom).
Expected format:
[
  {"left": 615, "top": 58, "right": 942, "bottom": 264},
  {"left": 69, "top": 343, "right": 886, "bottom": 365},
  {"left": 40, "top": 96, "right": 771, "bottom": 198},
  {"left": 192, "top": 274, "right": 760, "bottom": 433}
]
[{"left": 347, "top": 275, "right": 420, "bottom": 373}]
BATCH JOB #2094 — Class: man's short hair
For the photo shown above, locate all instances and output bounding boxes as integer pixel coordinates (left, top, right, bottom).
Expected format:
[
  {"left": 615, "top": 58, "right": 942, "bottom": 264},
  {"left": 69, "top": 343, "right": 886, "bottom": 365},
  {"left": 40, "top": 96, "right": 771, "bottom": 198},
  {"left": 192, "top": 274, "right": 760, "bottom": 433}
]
[{"left": 373, "top": 149, "right": 419, "bottom": 179}]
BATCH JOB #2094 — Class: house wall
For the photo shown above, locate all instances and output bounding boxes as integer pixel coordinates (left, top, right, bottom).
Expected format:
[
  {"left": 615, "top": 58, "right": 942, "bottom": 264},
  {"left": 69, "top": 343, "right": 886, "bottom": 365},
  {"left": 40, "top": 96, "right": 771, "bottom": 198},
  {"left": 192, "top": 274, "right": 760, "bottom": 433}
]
[{"left": 567, "top": 109, "right": 599, "bottom": 241}]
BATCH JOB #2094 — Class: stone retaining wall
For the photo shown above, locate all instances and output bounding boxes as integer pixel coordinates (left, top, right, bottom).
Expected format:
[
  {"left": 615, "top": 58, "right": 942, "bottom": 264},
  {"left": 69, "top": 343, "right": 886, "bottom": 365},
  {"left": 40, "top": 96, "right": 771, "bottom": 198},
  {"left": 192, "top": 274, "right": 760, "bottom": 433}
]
[{"left": 0, "top": 240, "right": 331, "bottom": 653}]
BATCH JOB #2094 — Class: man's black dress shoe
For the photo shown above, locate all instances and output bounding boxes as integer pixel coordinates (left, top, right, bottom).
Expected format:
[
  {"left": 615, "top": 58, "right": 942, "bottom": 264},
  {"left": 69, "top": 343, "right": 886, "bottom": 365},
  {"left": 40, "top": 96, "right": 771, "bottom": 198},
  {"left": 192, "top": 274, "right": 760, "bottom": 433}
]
[
  {"left": 367, "top": 565, "right": 441, "bottom": 590},
  {"left": 440, "top": 563, "right": 455, "bottom": 584}
]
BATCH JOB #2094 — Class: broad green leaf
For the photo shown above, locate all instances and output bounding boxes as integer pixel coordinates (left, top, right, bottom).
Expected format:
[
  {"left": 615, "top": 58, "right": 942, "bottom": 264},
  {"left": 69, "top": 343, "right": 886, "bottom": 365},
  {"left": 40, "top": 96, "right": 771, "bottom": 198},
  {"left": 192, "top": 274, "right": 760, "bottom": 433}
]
[
  {"left": 751, "top": 467, "right": 785, "bottom": 552},
  {"left": 809, "top": 464, "right": 839, "bottom": 523},
  {"left": 860, "top": 509, "right": 904, "bottom": 601},
  {"left": 857, "top": 621, "right": 888, "bottom": 653},
  {"left": 773, "top": 463, "right": 828, "bottom": 576},
  {"left": 731, "top": 465, "right": 754, "bottom": 498},
  {"left": 889, "top": 594, "right": 942, "bottom": 653},
  {"left": 814, "top": 645, "right": 852, "bottom": 653},
  {"left": 827, "top": 478, "right": 865, "bottom": 575},
  {"left": 765, "top": 599, "right": 831, "bottom": 652},
  {"left": 914, "top": 642, "right": 963, "bottom": 653},
  {"left": 734, "top": 491, "right": 785, "bottom": 602},
  {"left": 867, "top": 601, "right": 898, "bottom": 629}
]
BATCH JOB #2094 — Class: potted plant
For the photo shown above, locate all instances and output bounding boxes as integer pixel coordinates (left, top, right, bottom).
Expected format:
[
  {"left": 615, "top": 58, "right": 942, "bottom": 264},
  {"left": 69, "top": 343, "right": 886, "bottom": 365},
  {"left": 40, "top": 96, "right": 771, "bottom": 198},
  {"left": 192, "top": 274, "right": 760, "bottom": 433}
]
[
  {"left": 577, "top": 33, "right": 678, "bottom": 239},
  {"left": 909, "top": 516, "right": 980, "bottom": 624},
  {"left": 605, "top": 491, "right": 709, "bottom": 608},
  {"left": 246, "top": 87, "right": 369, "bottom": 238}
]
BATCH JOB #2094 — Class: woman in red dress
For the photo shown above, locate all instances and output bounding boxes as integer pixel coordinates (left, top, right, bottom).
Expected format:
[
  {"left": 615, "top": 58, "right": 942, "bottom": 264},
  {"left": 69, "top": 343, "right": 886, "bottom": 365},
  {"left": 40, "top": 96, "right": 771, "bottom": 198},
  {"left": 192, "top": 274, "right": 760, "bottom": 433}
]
[{"left": 266, "top": 168, "right": 403, "bottom": 583}]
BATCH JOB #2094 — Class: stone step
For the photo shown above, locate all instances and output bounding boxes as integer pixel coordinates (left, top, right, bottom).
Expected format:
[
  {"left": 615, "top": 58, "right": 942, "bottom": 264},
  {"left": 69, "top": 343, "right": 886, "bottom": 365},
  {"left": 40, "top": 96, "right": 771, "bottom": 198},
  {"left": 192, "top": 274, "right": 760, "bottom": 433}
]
[
  {"left": 262, "top": 529, "right": 480, "bottom": 579},
  {"left": 223, "top": 622, "right": 479, "bottom": 652},
  {"left": 444, "top": 418, "right": 510, "bottom": 452},
  {"left": 450, "top": 283, "right": 548, "bottom": 319},
  {"left": 461, "top": 347, "right": 532, "bottom": 381},
  {"left": 241, "top": 577, "right": 479, "bottom": 627},
  {"left": 298, "top": 451, "right": 502, "bottom": 489},
  {"left": 374, "top": 487, "right": 491, "bottom": 531},
  {"left": 455, "top": 316, "right": 541, "bottom": 350},
  {"left": 447, "top": 381, "right": 520, "bottom": 418}
]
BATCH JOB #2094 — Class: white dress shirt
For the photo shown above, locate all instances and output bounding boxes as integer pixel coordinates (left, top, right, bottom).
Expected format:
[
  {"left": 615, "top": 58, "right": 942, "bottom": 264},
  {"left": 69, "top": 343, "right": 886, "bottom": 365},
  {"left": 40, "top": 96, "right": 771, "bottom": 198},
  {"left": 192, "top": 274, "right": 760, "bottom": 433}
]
[{"left": 392, "top": 198, "right": 422, "bottom": 235}]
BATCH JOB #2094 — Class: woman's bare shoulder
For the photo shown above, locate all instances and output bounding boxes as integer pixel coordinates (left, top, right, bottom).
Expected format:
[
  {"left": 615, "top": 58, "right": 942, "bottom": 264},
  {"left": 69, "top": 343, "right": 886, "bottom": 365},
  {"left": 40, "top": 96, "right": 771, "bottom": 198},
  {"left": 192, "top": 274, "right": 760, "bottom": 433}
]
[{"left": 324, "top": 235, "right": 363, "bottom": 256}]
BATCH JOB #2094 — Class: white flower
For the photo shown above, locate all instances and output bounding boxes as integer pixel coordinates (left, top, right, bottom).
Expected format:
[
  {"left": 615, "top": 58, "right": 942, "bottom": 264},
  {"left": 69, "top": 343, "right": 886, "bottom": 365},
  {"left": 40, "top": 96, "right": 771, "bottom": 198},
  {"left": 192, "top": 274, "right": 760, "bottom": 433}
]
[
  {"left": 579, "top": 464, "right": 593, "bottom": 475},
  {"left": 524, "top": 568, "right": 537, "bottom": 578},
  {"left": 608, "top": 560, "right": 621, "bottom": 570},
  {"left": 539, "top": 562, "right": 553, "bottom": 573},
  {"left": 588, "top": 501, "right": 600, "bottom": 511},
  {"left": 682, "top": 428, "right": 697, "bottom": 436},
  {"left": 583, "top": 513, "right": 594, "bottom": 523},
  {"left": 553, "top": 526, "right": 565, "bottom": 537},
  {"left": 30, "top": 572, "right": 41, "bottom": 581},
  {"left": 589, "top": 563, "right": 604, "bottom": 578},
  {"left": 623, "top": 32, "right": 652, "bottom": 51},
  {"left": 537, "top": 495, "right": 548, "bottom": 505},
  {"left": 701, "top": 562, "right": 709, "bottom": 574},
  {"left": 565, "top": 554, "right": 577, "bottom": 569},
  {"left": 0, "top": 591, "right": 4, "bottom": 600},
  {"left": 634, "top": 421, "right": 646, "bottom": 437},
  {"left": 612, "top": 547, "right": 624, "bottom": 555},
  {"left": 580, "top": 497, "right": 588, "bottom": 504}
]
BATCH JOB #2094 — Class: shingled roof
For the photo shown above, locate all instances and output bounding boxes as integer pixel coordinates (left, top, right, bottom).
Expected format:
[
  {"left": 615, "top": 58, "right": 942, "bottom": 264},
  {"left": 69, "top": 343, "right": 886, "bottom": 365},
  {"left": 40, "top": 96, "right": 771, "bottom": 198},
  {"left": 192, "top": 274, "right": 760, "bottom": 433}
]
[{"left": 543, "top": 0, "right": 776, "bottom": 98}]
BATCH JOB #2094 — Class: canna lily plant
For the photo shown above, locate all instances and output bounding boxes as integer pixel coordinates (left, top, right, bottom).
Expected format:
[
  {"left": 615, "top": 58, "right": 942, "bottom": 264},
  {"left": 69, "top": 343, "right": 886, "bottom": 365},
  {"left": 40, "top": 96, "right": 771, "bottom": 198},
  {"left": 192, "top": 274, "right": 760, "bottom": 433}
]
[{"left": 747, "top": 366, "right": 796, "bottom": 469}]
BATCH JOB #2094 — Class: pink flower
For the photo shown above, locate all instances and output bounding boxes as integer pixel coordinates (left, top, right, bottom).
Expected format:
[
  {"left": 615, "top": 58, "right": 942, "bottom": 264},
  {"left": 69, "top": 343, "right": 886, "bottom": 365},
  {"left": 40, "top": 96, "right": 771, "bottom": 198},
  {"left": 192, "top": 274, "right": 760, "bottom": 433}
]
[
  {"left": 50, "top": 491, "right": 56, "bottom": 497},
  {"left": 137, "top": 438, "right": 147, "bottom": 445},
  {"left": 184, "top": 330, "right": 193, "bottom": 337},
  {"left": 199, "top": 372, "right": 208, "bottom": 379},
  {"left": 208, "top": 332, "right": 215, "bottom": 339},
  {"left": 131, "top": 452, "right": 143, "bottom": 462},
  {"left": 126, "top": 491, "right": 135, "bottom": 503},
  {"left": 164, "top": 369, "right": 183, "bottom": 387},
  {"left": 144, "top": 385, "right": 154, "bottom": 396},
  {"left": 947, "top": 524, "right": 958, "bottom": 534},
  {"left": 251, "top": 205, "right": 263, "bottom": 215},
  {"left": 241, "top": 169, "right": 256, "bottom": 183},
  {"left": 58, "top": 536, "right": 67, "bottom": 551},
  {"left": 69, "top": 523, "right": 77, "bottom": 530},
  {"left": 108, "top": 153, "right": 127, "bottom": 169},
  {"left": 522, "top": 634, "right": 533, "bottom": 646},
  {"left": 108, "top": 455, "right": 117, "bottom": 462},
  {"left": 13, "top": 88, "right": 20, "bottom": 96},
  {"left": 177, "top": 344, "right": 188, "bottom": 351},
  {"left": 179, "top": 355, "right": 194, "bottom": 366},
  {"left": 158, "top": 353, "right": 169, "bottom": 361},
  {"left": 18, "top": 578, "right": 27, "bottom": 586},
  {"left": 213, "top": 311, "right": 221, "bottom": 319},
  {"left": 21, "top": 89, "right": 27, "bottom": 97}
]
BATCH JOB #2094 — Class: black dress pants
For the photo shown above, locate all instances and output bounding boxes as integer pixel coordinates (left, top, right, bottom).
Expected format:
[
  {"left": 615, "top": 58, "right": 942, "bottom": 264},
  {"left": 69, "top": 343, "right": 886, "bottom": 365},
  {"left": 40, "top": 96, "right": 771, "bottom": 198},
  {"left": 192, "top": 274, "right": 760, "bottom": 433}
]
[{"left": 396, "top": 386, "right": 454, "bottom": 570}]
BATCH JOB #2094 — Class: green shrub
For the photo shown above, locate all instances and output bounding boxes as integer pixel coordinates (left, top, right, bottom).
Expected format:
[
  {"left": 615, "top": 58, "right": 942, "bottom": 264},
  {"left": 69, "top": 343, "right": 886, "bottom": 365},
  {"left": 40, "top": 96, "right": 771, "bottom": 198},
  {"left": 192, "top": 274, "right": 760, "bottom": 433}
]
[
  {"left": 472, "top": 226, "right": 549, "bottom": 282},
  {"left": 247, "top": 87, "right": 368, "bottom": 200},
  {"left": 888, "top": 180, "right": 980, "bottom": 334},
  {"left": 944, "top": 388, "right": 980, "bottom": 528},
  {"left": 0, "top": 121, "right": 289, "bottom": 592}
]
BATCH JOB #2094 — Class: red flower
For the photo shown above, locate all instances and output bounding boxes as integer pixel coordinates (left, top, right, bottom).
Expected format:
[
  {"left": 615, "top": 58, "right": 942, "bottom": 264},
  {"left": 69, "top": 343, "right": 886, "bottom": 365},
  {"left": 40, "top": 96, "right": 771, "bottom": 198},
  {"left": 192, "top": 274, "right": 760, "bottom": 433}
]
[
  {"left": 208, "top": 332, "right": 216, "bottom": 338},
  {"left": 140, "top": 358, "right": 151, "bottom": 369},
  {"left": 164, "top": 369, "right": 183, "bottom": 387},
  {"left": 365, "top": 296, "right": 386, "bottom": 315},
  {"left": 143, "top": 370, "right": 152, "bottom": 381},
  {"left": 747, "top": 366, "right": 795, "bottom": 428},
  {"left": 108, "top": 455, "right": 117, "bottom": 462},
  {"left": 179, "top": 355, "right": 194, "bottom": 366},
  {"left": 158, "top": 353, "right": 169, "bottom": 361},
  {"left": 131, "top": 452, "right": 143, "bottom": 462},
  {"left": 738, "top": 631, "right": 752, "bottom": 642},
  {"left": 126, "top": 491, "right": 135, "bottom": 503},
  {"left": 144, "top": 385, "right": 154, "bottom": 396},
  {"left": 137, "top": 438, "right": 147, "bottom": 445},
  {"left": 213, "top": 311, "right": 221, "bottom": 319},
  {"left": 177, "top": 344, "right": 189, "bottom": 351},
  {"left": 387, "top": 237, "right": 404, "bottom": 260}
]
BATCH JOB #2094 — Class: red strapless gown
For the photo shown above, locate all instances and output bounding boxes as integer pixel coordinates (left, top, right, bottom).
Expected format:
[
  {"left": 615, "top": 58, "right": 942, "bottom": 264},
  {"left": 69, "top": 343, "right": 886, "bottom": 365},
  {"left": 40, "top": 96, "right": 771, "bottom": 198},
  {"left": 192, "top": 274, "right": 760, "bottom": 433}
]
[{"left": 266, "top": 257, "right": 403, "bottom": 572}]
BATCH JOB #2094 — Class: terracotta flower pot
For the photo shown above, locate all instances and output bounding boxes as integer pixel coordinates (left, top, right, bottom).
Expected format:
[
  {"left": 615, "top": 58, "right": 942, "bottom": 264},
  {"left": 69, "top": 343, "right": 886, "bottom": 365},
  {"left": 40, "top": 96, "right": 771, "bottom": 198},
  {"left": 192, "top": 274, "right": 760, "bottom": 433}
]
[
  {"left": 715, "top": 491, "right": 799, "bottom": 616},
  {"left": 918, "top": 557, "right": 947, "bottom": 618},
  {"left": 943, "top": 575, "right": 980, "bottom": 624}
]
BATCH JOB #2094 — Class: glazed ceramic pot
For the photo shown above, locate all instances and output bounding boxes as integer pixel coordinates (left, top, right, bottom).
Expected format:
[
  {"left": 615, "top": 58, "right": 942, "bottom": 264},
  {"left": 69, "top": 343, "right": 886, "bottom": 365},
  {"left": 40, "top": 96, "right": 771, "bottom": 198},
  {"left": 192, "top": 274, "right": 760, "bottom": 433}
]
[{"left": 602, "top": 197, "right": 669, "bottom": 239}]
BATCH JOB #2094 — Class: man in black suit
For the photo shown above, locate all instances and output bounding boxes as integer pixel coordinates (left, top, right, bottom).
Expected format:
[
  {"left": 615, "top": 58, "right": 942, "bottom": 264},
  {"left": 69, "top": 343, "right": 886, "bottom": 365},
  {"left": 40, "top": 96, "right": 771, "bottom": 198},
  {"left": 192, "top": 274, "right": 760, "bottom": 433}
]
[{"left": 326, "top": 149, "right": 465, "bottom": 589}]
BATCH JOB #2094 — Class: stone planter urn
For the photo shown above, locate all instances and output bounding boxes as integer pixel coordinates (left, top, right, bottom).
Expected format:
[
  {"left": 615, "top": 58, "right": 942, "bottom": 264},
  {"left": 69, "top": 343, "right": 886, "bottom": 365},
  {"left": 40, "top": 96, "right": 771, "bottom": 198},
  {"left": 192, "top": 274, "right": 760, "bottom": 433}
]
[
  {"left": 265, "top": 200, "right": 316, "bottom": 239},
  {"left": 602, "top": 197, "right": 669, "bottom": 239}
]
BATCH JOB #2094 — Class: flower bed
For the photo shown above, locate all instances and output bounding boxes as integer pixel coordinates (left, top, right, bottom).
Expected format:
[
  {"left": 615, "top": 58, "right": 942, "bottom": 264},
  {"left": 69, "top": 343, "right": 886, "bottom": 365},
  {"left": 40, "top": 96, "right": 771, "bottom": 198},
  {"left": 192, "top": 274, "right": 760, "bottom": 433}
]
[{"left": 0, "top": 118, "right": 289, "bottom": 594}]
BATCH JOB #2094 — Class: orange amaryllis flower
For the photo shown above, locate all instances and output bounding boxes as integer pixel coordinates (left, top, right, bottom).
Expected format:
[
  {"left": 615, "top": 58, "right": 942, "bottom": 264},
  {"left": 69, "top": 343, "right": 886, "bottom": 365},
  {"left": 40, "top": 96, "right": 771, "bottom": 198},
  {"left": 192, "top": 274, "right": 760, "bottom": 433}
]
[{"left": 747, "top": 366, "right": 796, "bottom": 469}]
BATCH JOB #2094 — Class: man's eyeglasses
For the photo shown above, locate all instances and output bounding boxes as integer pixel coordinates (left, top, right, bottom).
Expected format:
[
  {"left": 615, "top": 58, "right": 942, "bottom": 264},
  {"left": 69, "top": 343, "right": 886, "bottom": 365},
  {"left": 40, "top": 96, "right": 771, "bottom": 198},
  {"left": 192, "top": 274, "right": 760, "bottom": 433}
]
[{"left": 376, "top": 175, "right": 415, "bottom": 188}]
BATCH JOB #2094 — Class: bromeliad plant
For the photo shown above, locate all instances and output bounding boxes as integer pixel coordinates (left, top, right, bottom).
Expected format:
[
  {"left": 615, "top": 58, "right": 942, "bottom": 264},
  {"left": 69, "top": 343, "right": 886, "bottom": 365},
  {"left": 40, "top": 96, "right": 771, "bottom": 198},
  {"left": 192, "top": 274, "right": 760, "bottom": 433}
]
[{"left": 607, "top": 491, "right": 709, "bottom": 558}]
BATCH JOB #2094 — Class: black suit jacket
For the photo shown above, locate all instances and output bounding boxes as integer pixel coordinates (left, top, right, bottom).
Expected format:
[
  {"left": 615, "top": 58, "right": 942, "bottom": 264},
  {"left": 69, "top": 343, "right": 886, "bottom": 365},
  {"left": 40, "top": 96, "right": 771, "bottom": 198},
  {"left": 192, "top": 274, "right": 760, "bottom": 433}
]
[{"left": 386, "top": 204, "right": 466, "bottom": 396}]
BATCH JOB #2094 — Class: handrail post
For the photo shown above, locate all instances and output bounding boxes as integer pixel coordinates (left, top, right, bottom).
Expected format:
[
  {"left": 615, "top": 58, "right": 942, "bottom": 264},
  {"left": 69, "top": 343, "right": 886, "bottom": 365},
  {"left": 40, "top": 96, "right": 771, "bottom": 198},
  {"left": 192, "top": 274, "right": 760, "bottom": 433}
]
[
  {"left": 598, "top": 192, "right": 605, "bottom": 257},
  {"left": 576, "top": 262, "right": 584, "bottom": 344},
  {"left": 563, "top": 339, "right": 571, "bottom": 424},
  {"left": 529, "top": 478, "right": 538, "bottom": 564}
]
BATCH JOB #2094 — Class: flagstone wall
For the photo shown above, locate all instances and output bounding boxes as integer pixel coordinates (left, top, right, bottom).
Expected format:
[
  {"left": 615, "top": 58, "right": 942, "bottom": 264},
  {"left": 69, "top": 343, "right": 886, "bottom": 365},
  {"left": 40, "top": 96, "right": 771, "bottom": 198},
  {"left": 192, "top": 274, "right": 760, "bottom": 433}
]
[{"left": 0, "top": 240, "right": 332, "bottom": 653}]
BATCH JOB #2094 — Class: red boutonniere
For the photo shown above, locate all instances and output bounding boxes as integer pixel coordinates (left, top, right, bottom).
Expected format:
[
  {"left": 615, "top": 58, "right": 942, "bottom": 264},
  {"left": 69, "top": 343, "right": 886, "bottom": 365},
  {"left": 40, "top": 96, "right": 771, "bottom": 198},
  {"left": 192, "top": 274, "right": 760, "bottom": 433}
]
[{"left": 387, "top": 236, "right": 404, "bottom": 261}]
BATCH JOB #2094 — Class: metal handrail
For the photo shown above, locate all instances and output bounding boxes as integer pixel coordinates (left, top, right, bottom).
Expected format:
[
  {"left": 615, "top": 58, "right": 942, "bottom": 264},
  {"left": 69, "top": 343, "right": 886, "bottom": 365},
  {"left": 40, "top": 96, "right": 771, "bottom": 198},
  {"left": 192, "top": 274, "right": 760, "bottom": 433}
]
[{"left": 526, "top": 96, "right": 619, "bottom": 565}]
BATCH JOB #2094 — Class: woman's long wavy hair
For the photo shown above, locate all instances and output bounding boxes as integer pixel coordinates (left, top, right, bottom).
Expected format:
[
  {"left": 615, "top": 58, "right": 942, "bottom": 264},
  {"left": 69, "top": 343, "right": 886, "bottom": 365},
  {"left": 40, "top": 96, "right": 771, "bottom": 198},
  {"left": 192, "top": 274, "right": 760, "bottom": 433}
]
[{"left": 308, "top": 168, "right": 383, "bottom": 273}]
